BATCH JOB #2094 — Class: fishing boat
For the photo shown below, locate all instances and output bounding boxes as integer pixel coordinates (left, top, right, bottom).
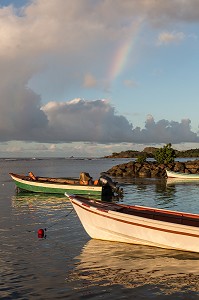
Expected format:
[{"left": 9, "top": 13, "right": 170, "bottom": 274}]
[
  {"left": 9, "top": 172, "right": 123, "bottom": 198},
  {"left": 166, "top": 169, "right": 199, "bottom": 179},
  {"left": 66, "top": 194, "right": 199, "bottom": 253}
]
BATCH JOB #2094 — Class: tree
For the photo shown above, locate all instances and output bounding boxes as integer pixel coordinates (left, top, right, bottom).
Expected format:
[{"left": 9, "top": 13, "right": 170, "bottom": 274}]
[{"left": 154, "top": 143, "right": 176, "bottom": 164}]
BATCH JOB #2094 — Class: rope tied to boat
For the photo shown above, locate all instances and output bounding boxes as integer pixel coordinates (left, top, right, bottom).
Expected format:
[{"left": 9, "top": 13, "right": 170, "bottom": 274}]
[
  {"left": 26, "top": 207, "right": 74, "bottom": 238},
  {"left": 47, "top": 207, "right": 74, "bottom": 229},
  {"left": 38, "top": 207, "right": 74, "bottom": 238}
]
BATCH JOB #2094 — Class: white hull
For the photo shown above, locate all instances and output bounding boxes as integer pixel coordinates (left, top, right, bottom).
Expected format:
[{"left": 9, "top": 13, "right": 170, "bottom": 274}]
[
  {"left": 166, "top": 170, "right": 199, "bottom": 179},
  {"left": 67, "top": 194, "right": 199, "bottom": 253}
]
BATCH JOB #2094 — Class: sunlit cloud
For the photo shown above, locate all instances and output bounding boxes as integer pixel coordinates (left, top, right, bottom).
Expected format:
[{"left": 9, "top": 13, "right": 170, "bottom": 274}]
[
  {"left": 83, "top": 73, "right": 97, "bottom": 88},
  {"left": 157, "top": 31, "right": 185, "bottom": 46}
]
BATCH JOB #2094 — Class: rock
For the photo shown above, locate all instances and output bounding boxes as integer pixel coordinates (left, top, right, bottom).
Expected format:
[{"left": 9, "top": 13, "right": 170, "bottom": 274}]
[
  {"left": 106, "top": 160, "right": 199, "bottom": 178},
  {"left": 138, "top": 168, "right": 151, "bottom": 177}
]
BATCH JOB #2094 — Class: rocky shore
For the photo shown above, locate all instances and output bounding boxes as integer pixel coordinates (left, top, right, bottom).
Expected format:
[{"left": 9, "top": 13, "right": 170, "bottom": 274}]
[{"left": 106, "top": 160, "right": 199, "bottom": 178}]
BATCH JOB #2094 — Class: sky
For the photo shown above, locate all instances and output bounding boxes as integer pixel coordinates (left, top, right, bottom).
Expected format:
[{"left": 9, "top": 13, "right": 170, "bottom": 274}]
[{"left": 1, "top": 0, "right": 199, "bottom": 157}]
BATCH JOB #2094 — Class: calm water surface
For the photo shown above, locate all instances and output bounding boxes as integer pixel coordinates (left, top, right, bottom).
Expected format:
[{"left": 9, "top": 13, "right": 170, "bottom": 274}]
[{"left": 1, "top": 158, "right": 199, "bottom": 299}]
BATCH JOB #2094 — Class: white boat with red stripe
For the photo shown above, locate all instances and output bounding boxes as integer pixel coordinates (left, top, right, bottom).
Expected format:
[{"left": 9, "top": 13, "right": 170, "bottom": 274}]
[{"left": 66, "top": 193, "right": 199, "bottom": 253}]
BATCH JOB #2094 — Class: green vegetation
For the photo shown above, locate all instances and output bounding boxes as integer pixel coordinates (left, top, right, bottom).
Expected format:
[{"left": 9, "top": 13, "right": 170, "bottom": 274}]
[
  {"left": 154, "top": 143, "right": 176, "bottom": 164},
  {"left": 176, "top": 148, "right": 199, "bottom": 157},
  {"left": 105, "top": 145, "right": 199, "bottom": 159},
  {"left": 105, "top": 150, "right": 140, "bottom": 158},
  {"left": 136, "top": 153, "right": 147, "bottom": 163}
]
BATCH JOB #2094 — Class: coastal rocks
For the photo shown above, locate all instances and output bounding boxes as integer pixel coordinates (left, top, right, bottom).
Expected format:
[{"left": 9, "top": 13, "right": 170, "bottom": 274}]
[{"left": 106, "top": 160, "right": 199, "bottom": 178}]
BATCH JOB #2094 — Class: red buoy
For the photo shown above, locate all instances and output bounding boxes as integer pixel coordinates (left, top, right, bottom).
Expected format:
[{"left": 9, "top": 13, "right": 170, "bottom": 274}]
[{"left": 38, "top": 228, "right": 45, "bottom": 238}]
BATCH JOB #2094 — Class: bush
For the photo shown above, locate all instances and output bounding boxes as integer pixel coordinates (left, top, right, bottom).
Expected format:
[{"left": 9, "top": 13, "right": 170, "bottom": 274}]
[
  {"left": 136, "top": 153, "right": 147, "bottom": 163},
  {"left": 154, "top": 143, "right": 176, "bottom": 164}
]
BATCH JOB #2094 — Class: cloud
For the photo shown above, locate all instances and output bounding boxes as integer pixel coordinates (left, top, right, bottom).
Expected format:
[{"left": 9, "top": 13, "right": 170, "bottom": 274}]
[
  {"left": 41, "top": 99, "right": 134, "bottom": 143},
  {"left": 0, "top": 82, "right": 48, "bottom": 141},
  {"left": 1, "top": 95, "right": 196, "bottom": 145},
  {"left": 157, "top": 31, "right": 185, "bottom": 45},
  {"left": 83, "top": 73, "right": 97, "bottom": 88},
  {"left": 132, "top": 115, "right": 199, "bottom": 144},
  {"left": 0, "top": 0, "right": 199, "bottom": 150}
]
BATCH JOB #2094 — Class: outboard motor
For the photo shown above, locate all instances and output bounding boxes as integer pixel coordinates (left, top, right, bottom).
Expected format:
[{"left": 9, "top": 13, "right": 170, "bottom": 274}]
[{"left": 99, "top": 173, "right": 123, "bottom": 197}]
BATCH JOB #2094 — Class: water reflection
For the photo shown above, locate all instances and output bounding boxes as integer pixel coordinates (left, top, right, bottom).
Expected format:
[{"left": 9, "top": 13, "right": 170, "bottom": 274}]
[
  {"left": 68, "top": 239, "right": 199, "bottom": 295},
  {"left": 11, "top": 193, "right": 74, "bottom": 236},
  {"left": 12, "top": 193, "right": 69, "bottom": 209},
  {"left": 115, "top": 178, "right": 199, "bottom": 214},
  {"left": 167, "top": 177, "right": 199, "bottom": 186},
  {"left": 11, "top": 192, "right": 122, "bottom": 209}
]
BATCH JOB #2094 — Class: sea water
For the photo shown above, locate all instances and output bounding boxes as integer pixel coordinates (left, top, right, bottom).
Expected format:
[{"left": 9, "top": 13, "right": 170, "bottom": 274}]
[{"left": 0, "top": 158, "right": 199, "bottom": 299}]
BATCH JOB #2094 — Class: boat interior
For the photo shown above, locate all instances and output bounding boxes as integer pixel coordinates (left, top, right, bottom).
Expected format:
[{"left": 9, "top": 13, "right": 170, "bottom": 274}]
[{"left": 78, "top": 197, "right": 199, "bottom": 228}]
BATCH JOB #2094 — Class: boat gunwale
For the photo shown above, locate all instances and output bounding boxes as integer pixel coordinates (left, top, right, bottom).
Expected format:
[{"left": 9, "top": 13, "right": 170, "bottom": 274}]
[
  {"left": 9, "top": 172, "right": 102, "bottom": 191},
  {"left": 69, "top": 195, "right": 199, "bottom": 228}
]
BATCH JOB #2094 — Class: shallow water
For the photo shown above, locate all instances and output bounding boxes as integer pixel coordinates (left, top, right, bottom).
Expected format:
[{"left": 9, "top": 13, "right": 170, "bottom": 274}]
[{"left": 1, "top": 158, "right": 199, "bottom": 299}]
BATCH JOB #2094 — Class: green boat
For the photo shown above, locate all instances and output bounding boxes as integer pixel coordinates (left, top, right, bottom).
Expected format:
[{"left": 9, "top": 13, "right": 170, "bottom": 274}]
[{"left": 9, "top": 172, "right": 122, "bottom": 198}]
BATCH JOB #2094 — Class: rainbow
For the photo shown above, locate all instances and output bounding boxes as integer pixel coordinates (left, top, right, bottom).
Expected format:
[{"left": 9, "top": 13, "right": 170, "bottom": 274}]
[
  {"left": 108, "top": 20, "right": 142, "bottom": 83},
  {"left": 108, "top": 37, "right": 133, "bottom": 82}
]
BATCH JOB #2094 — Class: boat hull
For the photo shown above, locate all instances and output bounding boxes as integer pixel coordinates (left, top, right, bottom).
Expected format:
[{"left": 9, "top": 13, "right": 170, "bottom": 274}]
[
  {"left": 166, "top": 170, "right": 199, "bottom": 179},
  {"left": 10, "top": 174, "right": 102, "bottom": 196},
  {"left": 68, "top": 195, "right": 199, "bottom": 253}
]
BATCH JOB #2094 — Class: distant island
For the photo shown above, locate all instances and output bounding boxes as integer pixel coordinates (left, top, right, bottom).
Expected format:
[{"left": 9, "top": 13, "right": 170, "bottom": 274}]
[
  {"left": 105, "top": 146, "right": 199, "bottom": 178},
  {"left": 104, "top": 147, "right": 199, "bottom": 158}
]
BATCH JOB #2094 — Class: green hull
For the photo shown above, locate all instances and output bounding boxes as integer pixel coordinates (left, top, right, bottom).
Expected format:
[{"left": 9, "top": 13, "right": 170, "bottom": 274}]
[{"left": 12, "top": 177, "right": 102, "bottom": 197}]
